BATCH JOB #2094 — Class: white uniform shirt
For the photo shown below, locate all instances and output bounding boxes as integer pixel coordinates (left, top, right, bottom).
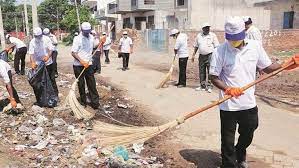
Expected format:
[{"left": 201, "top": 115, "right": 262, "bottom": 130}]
[
  {"left": 194, "top": 32, "right": 219, "bottom": 55},
  {"left": 119, "top": 37, "right": 133, "bottom": 53},
  {"left": 0, "top": 59, "right": 11, "bottom": 84},
  {"left": 28, "top": 35, "right": 55, "bottom": 66},
  {"left": 246, "top": 25, "right": 262, "bottom": 43},
  {"left": 71, "top": 34, "right": 97, "bottom": 66},
  {"left": 9, "top": 37, "right": 26, "bottom": 49},
  {"left": 48, "top": 33, "right": 58, "bottom": 51},
  {"left": 174, "top": 33, "right": 189, "bottom": 58},
  {"left": 103, "top": 36, "right": 112, "bottom": 50},
  {"left": 209, "top": 40, "right": 272, "bottom": 111}
]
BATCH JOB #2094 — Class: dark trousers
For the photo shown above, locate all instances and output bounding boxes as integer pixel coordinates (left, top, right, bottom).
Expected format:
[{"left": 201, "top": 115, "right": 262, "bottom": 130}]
[
  {"left": 14, "top": 47, "right": 27, "bottom": 74},
  {"left": 52, "top": 51, "right": 58, "bottom": 75},
  {"left": 199, "top": 53, "right": 212, "bottom": 89},
  {"left": 178, "top": 57, "right": 188, "bottom": 85},
  {"left": 122, "top": 53, "right": 130, "bottom": 69},
  {"left": 8, "top": 70, "right": 21, "bottom": 103},
  {"left": 220, "top": 106, "right": 259, "bottom": 168},
  {"left": 104, "top": 50, "right": 110, "bottom": 63},
  {"left": 73, "top": 65, "right": 99, "bottom": 108},
  {"left": 92, "top": 50, "right": 101, "bottom": 73}
]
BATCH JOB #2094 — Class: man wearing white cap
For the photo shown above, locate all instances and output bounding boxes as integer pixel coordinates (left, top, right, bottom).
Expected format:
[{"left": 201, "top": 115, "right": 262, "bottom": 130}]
[
  {"left": 5, "top": 34, "right": 27, "bottom": 75},
  {"left": 119, "top": 31, "right": 133, "bottom": 71},
  {"left": 192, "top": 22, "right": 219, "bottom": 93},
  {"left": 29, "top": 27, "right": 58, "bottom": 105},
  {"left": 102, "top": 32, "right": 112, "bottom": 64},
  {"left": 43, "top": 28, "right": 59, "bottom": 77},
  {"left": 71, "top": 22, "right": 100, "bottom": 109},
  {"left": 170, "top": 29, "right": 189, "bottom": 88},
  {"left": 209, "top": 16, "right": 298, "bottom": 168},
  {"left": 243, "top": 17, "right": 262, "bottom": 43}
]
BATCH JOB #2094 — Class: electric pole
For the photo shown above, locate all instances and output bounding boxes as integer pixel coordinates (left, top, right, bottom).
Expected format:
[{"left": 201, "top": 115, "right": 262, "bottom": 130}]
[
  {"left": 0, "top": 6, "right": 5, "bottom": 49},
  {"left": 24, "top": 0, "right": 30, "bottom": 37},
  {"left": 32, "top": 0, "right": 39, "bottom": 28},
  {"left": 74, "top": 0, "right": 81, "bottom": 31}
]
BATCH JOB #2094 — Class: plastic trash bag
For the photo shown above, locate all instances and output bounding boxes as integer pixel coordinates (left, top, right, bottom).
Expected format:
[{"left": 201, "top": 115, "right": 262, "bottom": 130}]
[
  {"left": 28, "top": 62, "right": 58, "bottom": 107},
  {"left": 0, "top": 50, "right": 8, "bottom": 62}
]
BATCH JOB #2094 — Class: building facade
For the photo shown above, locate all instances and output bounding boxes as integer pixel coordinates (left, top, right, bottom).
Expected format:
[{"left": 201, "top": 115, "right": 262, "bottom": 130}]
[{"left": 255, "top": 0, "right": 299, "bottom": 29}]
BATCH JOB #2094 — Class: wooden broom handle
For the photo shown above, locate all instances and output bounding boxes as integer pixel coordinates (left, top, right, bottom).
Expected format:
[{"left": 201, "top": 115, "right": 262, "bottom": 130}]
[{"left": 183, "top": 62, "right": 294, "bottom": 121}]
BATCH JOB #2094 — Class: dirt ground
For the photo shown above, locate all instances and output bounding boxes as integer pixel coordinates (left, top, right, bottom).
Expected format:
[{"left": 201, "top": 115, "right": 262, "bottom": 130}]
[{"left": 136, "top": 54, "right": 299, "bottom": 113}]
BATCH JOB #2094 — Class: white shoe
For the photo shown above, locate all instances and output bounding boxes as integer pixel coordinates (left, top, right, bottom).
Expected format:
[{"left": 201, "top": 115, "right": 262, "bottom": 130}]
[{"left": 207, "top": 88, "right": 212, "bottom": 93}]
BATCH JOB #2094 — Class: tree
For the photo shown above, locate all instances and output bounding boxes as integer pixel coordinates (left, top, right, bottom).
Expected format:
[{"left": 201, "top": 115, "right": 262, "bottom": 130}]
[
  {"left": 0, "top": 0, "right": 17, "bottom": 32},
  {"left": 37, "top": 0, "right": 70, "bottom": 30},
  {"left": 61, "top": 6, "right": 96, "bottom": 33}
]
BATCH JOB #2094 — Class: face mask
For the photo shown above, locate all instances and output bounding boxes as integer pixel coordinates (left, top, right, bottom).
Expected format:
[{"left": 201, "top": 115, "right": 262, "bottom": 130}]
[
  {"left": 34, "top": 35, "right": 42, "bottom": 41},
  {"left": 228, "top": 40, "right": 243, "bottom": 48}
]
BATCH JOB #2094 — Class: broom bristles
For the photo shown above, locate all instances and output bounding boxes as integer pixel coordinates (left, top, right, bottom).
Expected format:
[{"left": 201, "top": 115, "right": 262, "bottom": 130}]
[
  {"left": 66, "top": 81, "right": 95, "bottom": 120},
  {"left": 156, "top": 66, "right": 174, "bottom": 89}
]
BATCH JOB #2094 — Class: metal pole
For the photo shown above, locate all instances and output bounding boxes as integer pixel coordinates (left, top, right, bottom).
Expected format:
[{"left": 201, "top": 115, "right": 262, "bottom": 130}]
[
  {"left": 24, "top": 0, "right": 30, "bottom": 37},
  {"left": 32, "top": 0, "right": 39, "bottom": 28},
  {"left": 0, "top": 6, "right": 5, "bottom": 49},
  {"left": 74, "top": 0, "right": 81, "bottom": 31}
]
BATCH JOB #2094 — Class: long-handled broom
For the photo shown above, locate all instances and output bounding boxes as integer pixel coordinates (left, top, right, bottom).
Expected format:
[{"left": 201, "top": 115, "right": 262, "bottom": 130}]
[
  {"left": 91, "top": 60, "right": 296, "bottom": 147},
  {"left": 156, "top": 56, "right": 176, "bottom": 89}
]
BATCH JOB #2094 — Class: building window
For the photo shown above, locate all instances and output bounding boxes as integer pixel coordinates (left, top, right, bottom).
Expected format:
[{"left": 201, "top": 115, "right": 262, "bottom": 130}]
[
  {"left": 144, "top": 0, "right": 155, "bottom": 5},
  {"left": 177, "top": 0, "right": 185, "bottom": 6},
  {"left": 283, "top": 11, "right": 294, "bottom": 29}
]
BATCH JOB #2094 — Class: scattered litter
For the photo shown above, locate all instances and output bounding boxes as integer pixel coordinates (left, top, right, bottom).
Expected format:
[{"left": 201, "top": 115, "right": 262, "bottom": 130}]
[
  {"left": 32, "top": 140, "right": 49, "bottom": 150},
  {"left": 103, "top": 105, "right": 111, "bottom": 109},
  {"left": 14, "top": 145, "right": 27, "bottom": 152},
  {"left": 113, "top": 146, "right": 129, "bottom": 161},
  {"left": 53, "top": 118, "right": 66, "bottom": 127},
  {"left": 36, "top": 114, "right": 48, "bottom": 125},
  {"left": 32, "top": 127, "right": 44, "bottom": 136},
  {"left": 31, "top": 105, "right": 45, "bottom": 113},
  {"left": 117, "top": 103, "right": 128, "bottom": 109},
  {"left": 132, "top": 143, "right": 144, "bottom": 154},
  {"left": 18, "top": 125, "right": 33, "bottom": 133}
]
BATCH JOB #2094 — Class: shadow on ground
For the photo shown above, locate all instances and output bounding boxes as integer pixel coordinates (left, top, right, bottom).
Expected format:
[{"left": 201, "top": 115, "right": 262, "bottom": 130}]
[
  {"left": 180, "top": 149, "right": 271, "bottom": 168},
  {"left": 179, "top": 149, "right": 221, "bottom": 168}
]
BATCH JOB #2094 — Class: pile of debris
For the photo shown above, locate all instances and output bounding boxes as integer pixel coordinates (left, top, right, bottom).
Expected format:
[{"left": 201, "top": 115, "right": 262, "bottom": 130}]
[{"left": 0, "top": 73, "right": 165, "bottom": 167}]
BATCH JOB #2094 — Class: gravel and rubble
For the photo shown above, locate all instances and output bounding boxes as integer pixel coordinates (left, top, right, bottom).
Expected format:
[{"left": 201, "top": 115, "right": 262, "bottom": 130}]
[{"left": 0, "top": 72, "right": 176, "bottom": 167}]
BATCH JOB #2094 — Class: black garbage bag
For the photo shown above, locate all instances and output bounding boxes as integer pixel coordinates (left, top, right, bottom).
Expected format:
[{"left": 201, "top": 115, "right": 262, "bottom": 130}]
[
  {"left": 0, "top": 50, "right": 8, "bottom": 62},
  {"left": 28, "top": 62, "right": 58, "bottom": 107}
]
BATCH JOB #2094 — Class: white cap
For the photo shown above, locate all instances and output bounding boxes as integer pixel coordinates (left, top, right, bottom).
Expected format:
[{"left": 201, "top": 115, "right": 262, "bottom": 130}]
[
  {"left": 202, "top": 22, "right": 211, "bottom": 28},
  {"left": 122, "top": 31, "right": 128, "bottom": 35},
  {"left": 243, "top": 16, "right": 250, "bottom": 22},
  {"left": 224, "top": 16, "right": 245, "bottom": 41},
  {"left": 74, "top": 32, "right": 79, "bottom": 36},
  {"left": 169, "top": 29, "right": 179, "bottom": 36},
  {"left": 5, "top": 34, "right": 11, "bottom": 39},
  {"left": 81, "top": 22, "right": 92, "bottom": 31},
  {"left": 102, "top": 32, "right": 106, "bottom": 35},
  {"left": 33, "top": 27, "right": 43, "bottom": 36},
  {"left": 43, "top": 28, "right": 50, "bottom": 35}
]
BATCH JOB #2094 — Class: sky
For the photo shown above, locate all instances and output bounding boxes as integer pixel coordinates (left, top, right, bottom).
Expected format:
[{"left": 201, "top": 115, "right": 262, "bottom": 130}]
[{"left": 15, "top": 0, "right": 44, "bottom": 5}]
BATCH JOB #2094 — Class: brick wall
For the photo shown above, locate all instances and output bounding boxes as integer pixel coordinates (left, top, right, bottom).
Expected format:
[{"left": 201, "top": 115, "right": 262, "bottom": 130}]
[{"left": 178, "top": 29, "right": 299, "bottom": 55}]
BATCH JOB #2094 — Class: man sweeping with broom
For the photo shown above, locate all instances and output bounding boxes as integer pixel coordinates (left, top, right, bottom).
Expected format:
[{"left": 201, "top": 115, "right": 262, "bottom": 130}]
[
  {"left": 71, "top": 22, "right": 100, "bottom": 110},
  {"left": 209, "top": 16, "right": 299, "bottom": 168},
  {"left": 170, "top": 29, "right": 189, "bottom": 88}
]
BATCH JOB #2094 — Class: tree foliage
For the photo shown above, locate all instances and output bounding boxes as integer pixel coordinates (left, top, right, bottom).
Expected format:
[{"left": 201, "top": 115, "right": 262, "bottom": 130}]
[
  {"left": 37, "top": 0, "right": 70, "bottom": 30},
  {"left": 61, "top": 6, "right": 96, "bottom": 33}
]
